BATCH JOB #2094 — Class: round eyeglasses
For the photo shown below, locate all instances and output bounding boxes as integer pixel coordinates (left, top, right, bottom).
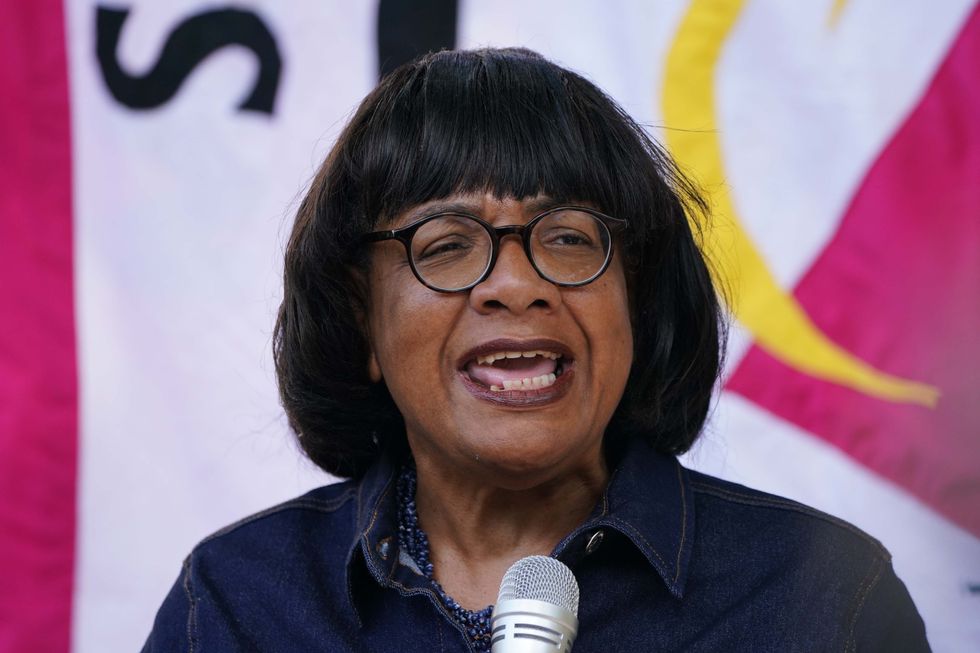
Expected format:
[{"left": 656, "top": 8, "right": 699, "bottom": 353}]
[{"left": 362, "top": 206, "right": 628, "bottom": 293}]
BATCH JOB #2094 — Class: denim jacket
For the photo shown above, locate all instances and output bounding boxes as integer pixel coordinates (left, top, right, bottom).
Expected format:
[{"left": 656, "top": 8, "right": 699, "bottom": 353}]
[{"left": 143, "top": 439, "right": 929, "bottom": 652}]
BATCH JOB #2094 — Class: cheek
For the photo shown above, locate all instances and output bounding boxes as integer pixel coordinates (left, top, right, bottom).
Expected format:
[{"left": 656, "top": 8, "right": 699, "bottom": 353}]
[
  {"left": 367, "top": 276, "right": 463, "bottom": 387},
  {"left": 366, "top": 264, "right": 418, "bottom": 382},
  {"left": 593, "top": 270, "right": 634, "bottom": 362},
  {"left": 608, "top": 301, "right": 635, "bottom": 382},
  {"left": 585, "top": 280, "right": 635, "bottom": 402},
  {"left": 370, "top": 288, "right": 426, "bottom": 368}
]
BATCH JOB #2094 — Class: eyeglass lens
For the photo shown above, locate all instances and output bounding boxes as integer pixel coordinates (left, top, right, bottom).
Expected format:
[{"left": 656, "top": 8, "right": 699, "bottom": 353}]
[
  {"left": 409, "top": 210, "right": 611, "bottom": 291},
  {"left": 411, "top": 216, "right": 494, "bottom": 291}
]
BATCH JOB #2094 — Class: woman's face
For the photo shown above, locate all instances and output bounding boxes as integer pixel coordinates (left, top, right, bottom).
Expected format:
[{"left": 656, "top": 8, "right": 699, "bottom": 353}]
[{"left": 365, "top": 193, "right": 633, "bottom": 487}]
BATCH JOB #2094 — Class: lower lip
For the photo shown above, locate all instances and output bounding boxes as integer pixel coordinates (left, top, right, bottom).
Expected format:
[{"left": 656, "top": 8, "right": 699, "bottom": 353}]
[{"left": 457, "top": 367, "right": 574, "bottom": 407}]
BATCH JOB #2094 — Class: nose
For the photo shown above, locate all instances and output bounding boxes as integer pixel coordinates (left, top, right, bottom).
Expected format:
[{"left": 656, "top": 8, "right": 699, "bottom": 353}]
[{"left": 468, "top": 234, "right": 562, "bottom": 315}]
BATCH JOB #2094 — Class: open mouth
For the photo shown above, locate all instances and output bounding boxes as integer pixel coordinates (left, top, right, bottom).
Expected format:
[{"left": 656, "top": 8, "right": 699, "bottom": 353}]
[{"left": 462, "top": 348, "right": 569, "bottom": 393}]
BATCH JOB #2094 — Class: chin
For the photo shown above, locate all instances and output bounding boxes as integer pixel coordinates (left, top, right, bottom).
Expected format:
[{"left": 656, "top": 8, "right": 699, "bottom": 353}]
[{"left": 463, "top": 428, "right": 597, "bottom": 484}]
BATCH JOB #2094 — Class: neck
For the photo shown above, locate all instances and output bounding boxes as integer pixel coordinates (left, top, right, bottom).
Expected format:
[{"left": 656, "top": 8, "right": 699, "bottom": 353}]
[{"left": 410, "top": 451, "right": 607, "bottom": 609}]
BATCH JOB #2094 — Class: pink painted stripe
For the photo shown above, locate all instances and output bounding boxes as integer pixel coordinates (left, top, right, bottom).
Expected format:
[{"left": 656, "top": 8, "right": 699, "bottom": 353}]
[
  {"left": 728, "top": 5, "right": 980, "bottom": 536},
  {"left": 0, "top": 1, "right": 77, "bottom": 651}
]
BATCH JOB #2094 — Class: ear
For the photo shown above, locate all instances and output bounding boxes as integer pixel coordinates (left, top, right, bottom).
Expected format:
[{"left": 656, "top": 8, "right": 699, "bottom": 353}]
[
  {"left": 367, "top": 346, "right": 383, "bottom": 382},
  {"left": 351, "top": 265, "right": 384, "bottom": 383}
]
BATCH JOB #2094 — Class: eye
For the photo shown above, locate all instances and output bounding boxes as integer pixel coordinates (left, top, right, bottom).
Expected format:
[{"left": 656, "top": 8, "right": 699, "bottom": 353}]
[
  {"left": 412, "top": 215, "right": 487, "bottom": 263},
  {"left": 417, "top": 235, "right": 476, "bottom": 260},
  {"left": 552, "top": 230, "right": 592, "bottom": 246},
  {"left": 534, "top": 210, "right": 605, "bottom": 251},
  {"left": 538, "top": 227, "right": 598, "bottom": 249}
]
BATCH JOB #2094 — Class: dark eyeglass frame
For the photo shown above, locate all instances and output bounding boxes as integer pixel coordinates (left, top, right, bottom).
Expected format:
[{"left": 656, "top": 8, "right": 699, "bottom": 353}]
[{"left": 362, "top": 205, "right": 628, "bottom": 293}]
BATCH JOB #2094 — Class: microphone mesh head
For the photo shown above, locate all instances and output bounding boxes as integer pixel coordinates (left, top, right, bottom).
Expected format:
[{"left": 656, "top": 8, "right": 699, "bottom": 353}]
[{"left": 497, "top": 555, "right": 580, "bottom": 617}]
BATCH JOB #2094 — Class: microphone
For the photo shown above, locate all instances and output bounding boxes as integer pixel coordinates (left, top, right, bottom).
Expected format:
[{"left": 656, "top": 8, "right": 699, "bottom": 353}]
[{"left": 490, "top": 555, "right": 580, "bottom": 652}]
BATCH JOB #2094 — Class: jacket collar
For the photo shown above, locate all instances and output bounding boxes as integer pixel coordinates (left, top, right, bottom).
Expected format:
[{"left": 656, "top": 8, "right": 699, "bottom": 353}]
[
  {"left": 561, "top": 437, "right": 695, "bottom": 599},
  {"left": 345, "top": 436, "right": 695, "bottom": 619},
  {"left": 343, "top": 447, "right": 401, "bottom": 623}
]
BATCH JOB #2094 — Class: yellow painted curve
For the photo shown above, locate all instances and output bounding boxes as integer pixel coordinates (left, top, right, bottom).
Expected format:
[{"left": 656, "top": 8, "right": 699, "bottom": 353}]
[
  {"left": 662, "top": 0, "right": 939, "bottom": 407},
  {"left": 829, "top": 0, "right": 849, "bottom": 28}
]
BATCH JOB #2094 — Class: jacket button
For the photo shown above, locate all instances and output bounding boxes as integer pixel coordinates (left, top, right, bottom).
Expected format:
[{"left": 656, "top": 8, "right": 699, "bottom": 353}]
[
  {"left": 586, "top": 530, "right": 604, "bottom": 554},
  {"left": 377, "top": 538, "right": 391, "bottom": 560}
]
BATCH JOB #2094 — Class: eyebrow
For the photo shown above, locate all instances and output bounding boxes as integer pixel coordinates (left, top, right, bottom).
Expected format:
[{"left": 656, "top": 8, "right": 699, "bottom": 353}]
[
  {"left": 402, "top": 201, "right": 480, "bottom": 223},
  {"left": 399, "top": 196, "right": 563, "bottom": 226}
]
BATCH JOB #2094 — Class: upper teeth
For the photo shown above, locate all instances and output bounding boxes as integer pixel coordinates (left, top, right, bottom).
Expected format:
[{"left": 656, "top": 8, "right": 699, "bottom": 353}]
[{"left": 475, "top": 350, "right": 561, "bottom": 366}]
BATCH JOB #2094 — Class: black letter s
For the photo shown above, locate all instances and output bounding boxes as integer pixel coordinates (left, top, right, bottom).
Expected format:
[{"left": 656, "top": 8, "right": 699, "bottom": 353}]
[{"left": 96, "top": 6, "right": 282, "bottom": 113}]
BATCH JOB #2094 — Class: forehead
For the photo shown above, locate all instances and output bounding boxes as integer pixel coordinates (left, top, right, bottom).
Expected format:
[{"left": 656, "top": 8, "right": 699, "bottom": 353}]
[{"left": 388, "top": 193, "right": 568, "bottom": 229}]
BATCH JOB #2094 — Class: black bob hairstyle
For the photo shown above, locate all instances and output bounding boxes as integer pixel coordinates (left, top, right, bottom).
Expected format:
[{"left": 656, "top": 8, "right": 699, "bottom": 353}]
[{"left": 274, "top": 48, "right": 726, "bottom": 478}]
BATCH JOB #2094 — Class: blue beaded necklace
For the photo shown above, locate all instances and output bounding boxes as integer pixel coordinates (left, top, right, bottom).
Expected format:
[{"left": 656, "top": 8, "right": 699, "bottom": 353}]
[{"left": 397, "top": 464, "right": 494, "bottom": 652}]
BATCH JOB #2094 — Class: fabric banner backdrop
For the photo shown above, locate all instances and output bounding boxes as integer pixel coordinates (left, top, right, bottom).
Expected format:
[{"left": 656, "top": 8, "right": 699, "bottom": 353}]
[{"left": 2, "top": 1, "right": 978, "bottom": 651}]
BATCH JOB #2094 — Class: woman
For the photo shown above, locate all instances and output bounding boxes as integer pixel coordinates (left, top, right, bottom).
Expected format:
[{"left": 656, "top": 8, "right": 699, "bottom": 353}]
[{"left": 144, "top": 48, "right": 928, "bottom": 651}]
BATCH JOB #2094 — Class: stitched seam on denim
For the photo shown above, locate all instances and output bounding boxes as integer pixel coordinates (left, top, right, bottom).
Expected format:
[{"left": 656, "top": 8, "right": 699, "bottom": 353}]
[
  {"left": 364, "top": 474, "right": 394, "bottom": 537},
  {"left": 182, "top": 556, "right": 197, "bottom": 653},
  {"left": 355, "top": 477, "right": 395, "bottom": 585},
  {"left": 845, "top": 555, "right": 884, "bottom": 652},
  {"left": 673, "top": 462, "right": 687, "bottom": 584},
  {"left": 348, "top": 473, "right": 399, "bottom": 627},
  {"left": 385, "top": 577, "right": 474, "bottom": 647},
  {"left": 604, "top": 515, "right": 671, "bottom": 572},
  {"left": 599, "top": 464, "right": 621, "bottom": 517},
  {"left": 345, "top": 545, "right": 364, "bottom": 629},
  {"left": 548, "top": 464, "right": 620, "bottom": 559},
  {"left": 355, "top": 470, "right": 367, "bottom": 532},
  {"left": 690, "top": 482, "right": 889, "bottom": 557},
  {"left": 197, "top": 491, "right": 356, "bottom": 546}
]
